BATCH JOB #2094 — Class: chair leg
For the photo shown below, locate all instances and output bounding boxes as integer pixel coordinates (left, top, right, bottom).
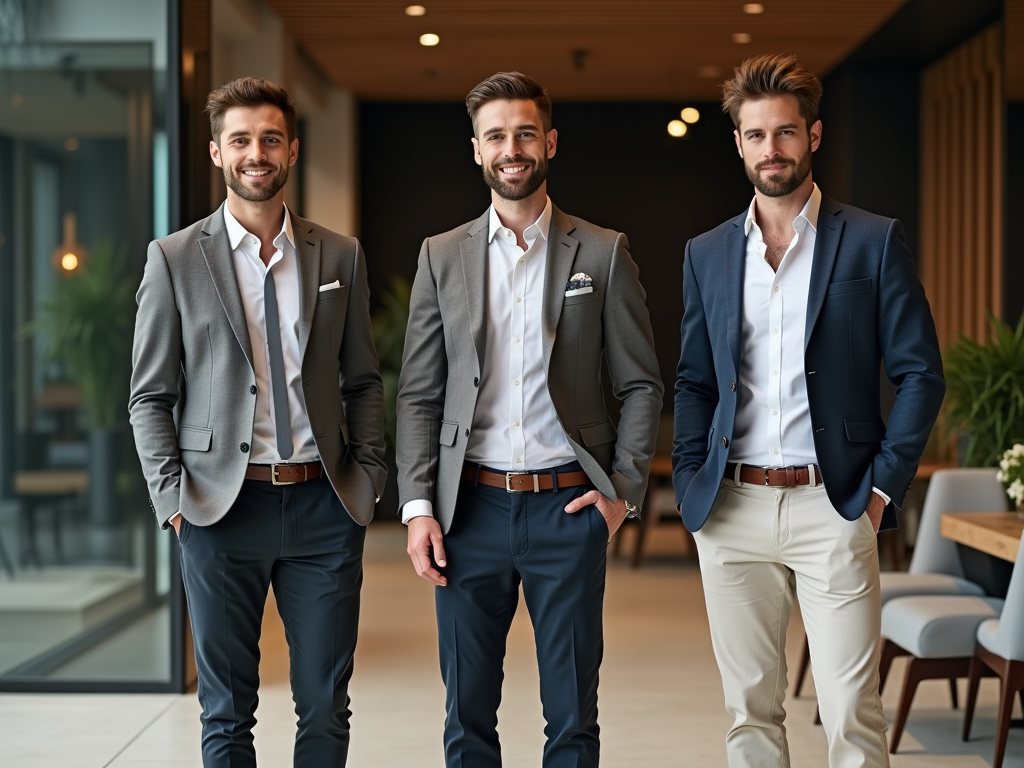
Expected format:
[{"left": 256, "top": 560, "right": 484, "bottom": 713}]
[
  {"left": 963, "top": 652, "right": 985, "bottom": 742},
  {"left": 992, "top": 660, "right": 1024, "bottom": 768},
  {"left": 795, "top": 634, "right": 811, "bottom": 696},
  {"left": 949, "top": 676, "right": 959, "bottom": 709},
  {"left": 890, "top": 657, "right": 927, "bottom": 753},
  {"left": 879, "top": 638, "right": 909, "bottom": 695}
]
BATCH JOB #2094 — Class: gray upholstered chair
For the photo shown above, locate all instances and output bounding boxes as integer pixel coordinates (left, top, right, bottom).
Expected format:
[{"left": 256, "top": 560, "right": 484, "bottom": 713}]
[
  {"left": 796, "top": 468, "right": 1007, "bottom": 719},
  {"left": 963, "top": 534, "right": 1024, "bottom": 768},
  {"left": 879, "top": 594, "right": 1004, "bottom": 752}
]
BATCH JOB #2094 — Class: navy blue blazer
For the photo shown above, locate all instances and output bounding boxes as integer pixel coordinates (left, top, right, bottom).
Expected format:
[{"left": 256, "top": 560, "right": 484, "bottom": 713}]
[{"left": 672, "top": 194, "right": 945, "bottom": 532}]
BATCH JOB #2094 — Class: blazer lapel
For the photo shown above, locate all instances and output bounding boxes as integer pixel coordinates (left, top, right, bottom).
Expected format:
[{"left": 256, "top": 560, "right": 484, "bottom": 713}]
[
  {"left": 290, "top": 213, "right": 322, "bottom": 361},
  {"left": 543, "top": 206, "right": 579, "bottom": 372},
  {"left": 804, "top": 195, "right": 845, "bottom": 347},
  {"left": 460, "top": 210, "right": 489, "bottom": 371},
  {"left": 724, "top": 213, "right": 747, "bottom": 373},
  {"left": 199, "top": 204, "right": 254, "bottom": 369}
]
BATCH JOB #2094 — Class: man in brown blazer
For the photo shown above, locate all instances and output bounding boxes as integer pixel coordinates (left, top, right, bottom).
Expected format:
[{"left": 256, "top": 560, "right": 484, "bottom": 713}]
[
  {"left": 396, "top": 72, "right": 663, "bottom": 768},
  {"left": 129, "top": 77, "right": 385, "bottom": 768}
]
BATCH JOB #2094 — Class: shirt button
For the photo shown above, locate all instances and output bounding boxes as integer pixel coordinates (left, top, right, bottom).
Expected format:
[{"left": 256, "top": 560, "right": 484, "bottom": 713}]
[
  {"left": 518, "top": 258, "right": 524, "bottom": 264},
  {"left": 774, "top": 286, "right": 780, "bottom": 292},
  {"left": 513, "top": 379, "right": 519, "bottom": 386},
  {"left": 516, "top": 297, "right": 522, "bottom": 303},
  {"left": 773, "top": 369, "right": 779, "bottom": 376},
  {"left": 772, "top": 409, "right": 778, "bottom": 415},
  {"left": 240, "top": 442, "right": 250, "bottom": 453},
  {"left": 773, "top": 328, "right": 779, "bottom": 334},
  {"left": 773, "top": 448, "right": 780, "bottom": 455},
  {"left": 513, "top": 336, "right": 520, "bottom": 343},
  {"left": 516, "top": 458, "right": 523, "bottom": 464},
  {"left": 249, "top": 385, "right": 257, "bottom": 395},
  {"left": 513, "top": 420, "right": 520, "bottom": 427}
]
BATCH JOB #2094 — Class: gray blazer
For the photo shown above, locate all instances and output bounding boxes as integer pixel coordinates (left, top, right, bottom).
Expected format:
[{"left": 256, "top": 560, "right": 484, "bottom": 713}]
[
  {"left": 396, "top": 204, "right": 663, "bottom": 534},
  {"left": 129, "top": 204, "right": 387, "bottom": 529}
]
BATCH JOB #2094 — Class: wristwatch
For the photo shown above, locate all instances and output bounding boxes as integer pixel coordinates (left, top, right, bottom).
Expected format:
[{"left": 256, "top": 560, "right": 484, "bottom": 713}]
[{"left": 624, "top": 500, "right": 639, "bottom": 519}]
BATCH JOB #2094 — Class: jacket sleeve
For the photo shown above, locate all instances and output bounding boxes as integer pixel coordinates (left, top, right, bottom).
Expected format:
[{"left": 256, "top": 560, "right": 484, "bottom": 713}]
[
  {"left": 602, "top": 233, "right": 665, "bottom": 507},
  {"left": 395, "top": 238, "right": 448, "bottom": 513},
  {"left": 871, "top": 219, "right": 945, "bottom": 518},
  {"left": 672, "top": 239, "right": 720, "bottom": 506},
  {"left": 128, "top": 240, "right": 184, "bottom": 528},
  {"left": 339, "top": 239, "right": 388, "bottom": 499}
]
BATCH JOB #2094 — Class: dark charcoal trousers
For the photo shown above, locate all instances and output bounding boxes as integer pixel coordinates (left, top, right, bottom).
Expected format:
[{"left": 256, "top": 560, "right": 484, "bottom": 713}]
[
  {"left": 178, "top": 475, "right": 365, "bottom": 768},
  {"left": 436, "top": 462, "right": 608, "bottom": 768}
]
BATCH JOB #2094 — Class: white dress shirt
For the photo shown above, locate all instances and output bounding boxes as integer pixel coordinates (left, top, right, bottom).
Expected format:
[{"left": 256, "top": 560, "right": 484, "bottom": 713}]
[
  {"left": 402, "top": 197, "right": 576, "bottom": 523},
  {"left": 730, "top": 184, "right": 889, "bottom": 505},
  {"left": 223, "top": 204, "right": 318, "bottom": 464}
]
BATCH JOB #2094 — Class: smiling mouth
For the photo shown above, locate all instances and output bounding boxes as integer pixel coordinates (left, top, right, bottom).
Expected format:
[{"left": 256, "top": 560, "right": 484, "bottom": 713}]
[
  {"left": 242, "top": 168, "right": 272, "bottom": 177},
  {"left": 500, "top": 165, "right": 528, "bottom": 175}
]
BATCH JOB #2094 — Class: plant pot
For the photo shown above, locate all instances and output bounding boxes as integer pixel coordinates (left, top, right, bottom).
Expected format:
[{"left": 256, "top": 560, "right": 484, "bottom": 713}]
[{"left": 86, "top": 427, "right": 123, "bottom": 561}]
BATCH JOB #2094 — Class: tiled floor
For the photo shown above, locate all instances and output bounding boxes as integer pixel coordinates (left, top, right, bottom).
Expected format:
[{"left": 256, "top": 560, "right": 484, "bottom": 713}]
[{"left": 1, "top": 521, "right": 1021, "bottom": 767}]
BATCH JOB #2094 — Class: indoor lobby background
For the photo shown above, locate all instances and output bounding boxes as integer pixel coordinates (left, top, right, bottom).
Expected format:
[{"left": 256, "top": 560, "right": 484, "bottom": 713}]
[{"left": 0, "top": 0, "right": 1022, "bottom": 765}]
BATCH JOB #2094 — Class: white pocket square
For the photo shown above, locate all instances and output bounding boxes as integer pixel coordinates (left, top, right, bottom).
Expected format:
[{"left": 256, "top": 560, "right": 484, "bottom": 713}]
[
  {"left": 318, "top": 280, "right": 342, "bottom": 293},
  {"left": 565, "top": 286, "right": 594, "bottom": 297}
]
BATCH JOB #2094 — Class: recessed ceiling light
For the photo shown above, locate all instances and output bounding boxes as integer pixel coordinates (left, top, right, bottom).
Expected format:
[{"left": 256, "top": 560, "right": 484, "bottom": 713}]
[
  {"left": 698, "top": 66, "right": 722, "bottom": 78},
  {"left": 680, "top": 107, "right": 700, "bottom": 124},
  {"left": 667, "top": 120, "right": 687, "bottom": 137},
  {"left": 419, "top": 33, "right": 440, "bottom": 46},
  {"left": 743, "top": 3, "right": 765, "bottom": 13},
  {"left": 406, "top": 5, "right": 426, "bottom": 16},
  {"left": 732, "top": 32, "right": 752, "bottom": 44}
]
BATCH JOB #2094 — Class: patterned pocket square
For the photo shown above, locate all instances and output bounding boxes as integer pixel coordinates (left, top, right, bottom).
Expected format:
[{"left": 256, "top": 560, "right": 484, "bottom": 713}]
[{"left": 565, "top": 272, "right": 594, "bottom": 297}]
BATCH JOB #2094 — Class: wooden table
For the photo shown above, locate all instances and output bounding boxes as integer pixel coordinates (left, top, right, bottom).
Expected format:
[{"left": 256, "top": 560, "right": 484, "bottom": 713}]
[
  {"left": 941, "top": 513, "right": 1024, "bottom": 563},
  {"left": 11, "top": 470, "right": 89, "bottom": 567}
]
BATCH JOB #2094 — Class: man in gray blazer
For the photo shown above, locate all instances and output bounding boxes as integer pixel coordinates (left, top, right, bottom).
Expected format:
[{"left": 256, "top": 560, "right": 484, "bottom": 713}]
[
  {"left": 397, "top": 72, "right": 663, "bottom": 768},
  {"left": 129, "top": 77, "right": 385, "bottom": 768}
]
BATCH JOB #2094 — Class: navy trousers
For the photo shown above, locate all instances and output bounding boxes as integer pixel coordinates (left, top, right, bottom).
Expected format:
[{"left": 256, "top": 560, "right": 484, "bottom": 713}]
[
  {"left": 436, "top": 462, "right": 608, "bottom": 768},
  {"left": 178, "top": 475, "right": 365, "bottom": 768}
]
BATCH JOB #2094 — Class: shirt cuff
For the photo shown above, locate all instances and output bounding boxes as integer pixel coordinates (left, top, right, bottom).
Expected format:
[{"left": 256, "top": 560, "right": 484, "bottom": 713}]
[
  {"left": 168, "top": 511, "right": 181, "bottom": 526},
  {"left": 401, "top": 499, "right": 433, "bottom": 525},
  {"left": 871, "top": 487, "right": 891, "bottom": 507}
]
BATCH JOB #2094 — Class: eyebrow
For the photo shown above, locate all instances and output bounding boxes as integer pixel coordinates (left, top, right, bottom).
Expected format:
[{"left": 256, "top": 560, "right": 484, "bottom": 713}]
[
  {"left": 226, "top": 128, "right": 286, "bottom": 139},
  {"left": 743, "top": 123, "right": 800, "bottom": 137},
  {"left": 482, "top": 123, "right": 541, "bottom": 137}
]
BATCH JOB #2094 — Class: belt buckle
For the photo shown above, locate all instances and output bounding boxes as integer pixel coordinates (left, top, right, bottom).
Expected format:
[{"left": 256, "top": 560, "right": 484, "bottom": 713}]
[
  {"left": 272, "top": 463, "right": 299, "bottom": 486},
  {"left": 505, "top": 471, "right": 540, "bottom": 493}
]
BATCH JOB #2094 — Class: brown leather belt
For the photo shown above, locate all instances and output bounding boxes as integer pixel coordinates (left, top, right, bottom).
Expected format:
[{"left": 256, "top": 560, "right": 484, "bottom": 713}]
[
  {"left": 462, "top": 463, "right": 591, "bottom": 492},
  {"left": 726, "top": 462, "right": 821, "bottom": 488},
  {"left": 245, "top": 462, "right": 322, "bottom": 485}
]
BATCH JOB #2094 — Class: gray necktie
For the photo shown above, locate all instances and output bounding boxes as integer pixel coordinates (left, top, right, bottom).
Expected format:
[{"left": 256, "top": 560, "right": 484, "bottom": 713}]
[{"left": 263, "top": 269, "right": 293, "bottom": 460}]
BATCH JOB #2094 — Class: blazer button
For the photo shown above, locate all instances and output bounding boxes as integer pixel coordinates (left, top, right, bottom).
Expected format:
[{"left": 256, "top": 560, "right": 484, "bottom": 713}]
[
  {"left": 730, "top": 380, "right": 736, "bottom": 391},
  {"left": 474, "top": 377, "right": 479, "bottom": 387},
  {"left": 249, "top": 385, "right": 257, "bottom": 395},
  {"left": 721, "top": 436, "right": 729, "bottom": 448},
  {"left": 240, "top": 442, "right": 250, "bottom": 453},
  {"left": 464, "top": 428, "right": 470, "bottom": 436}
]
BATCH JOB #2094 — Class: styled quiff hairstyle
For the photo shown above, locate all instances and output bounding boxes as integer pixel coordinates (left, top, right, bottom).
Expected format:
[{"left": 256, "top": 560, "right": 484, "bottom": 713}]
[
  {"left": 466, "top": 72, "right": 552, "bottom": 134},
  {"left": 205, "top": 77, "right": 297, "bottom": 143},
  {"left": 721, "top": 53, "right": 822, "bottom": 129}
]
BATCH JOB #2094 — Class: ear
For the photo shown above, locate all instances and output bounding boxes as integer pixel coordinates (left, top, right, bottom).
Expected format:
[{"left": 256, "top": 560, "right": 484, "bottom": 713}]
[
  {"left": 210, "top": 140, "right": 223, "bottom": 168},
  {"left": 288, "top": 137, "right": 299, "bottom": 167},
  {"left": 734, "top": 129, "right": 742, "bottom": 158},
  {"left": 809, "top": 120, "right": 822, "bottom": 153},
  {"left": 471, "top": 136, "right": 482, "bottom": 166},
  {"left": 546, "top": 127, "right": 558, "bottom": 159}
]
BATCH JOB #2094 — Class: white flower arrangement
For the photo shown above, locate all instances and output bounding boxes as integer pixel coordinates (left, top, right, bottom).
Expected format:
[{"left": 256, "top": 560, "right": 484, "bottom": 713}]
[{"left": 996, "top": 443, "right": 1024, "bottom": 507}]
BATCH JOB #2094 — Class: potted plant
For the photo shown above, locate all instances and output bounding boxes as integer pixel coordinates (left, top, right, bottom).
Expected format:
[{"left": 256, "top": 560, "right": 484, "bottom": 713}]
[
  {"left": 23, "top": 240, "right": 137, "bottom": 559},
  {"left": 942, "top": 313, "right": 1024, "bottom": 469},
  {"left": 996, "top": 444, "right": 1024, "bottom": 516}
]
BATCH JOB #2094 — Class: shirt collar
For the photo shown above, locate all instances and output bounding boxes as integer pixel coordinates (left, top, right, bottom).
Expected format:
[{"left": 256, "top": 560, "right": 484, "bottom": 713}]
[
  {"left": 744, "top": 183, "right": 821, "bottom": 236},
  {"left": 487, "top": 196, "right": 553, "bottom": 244},
  {"left": 223, "top": 202, "right": 295, "bottom": 252}
]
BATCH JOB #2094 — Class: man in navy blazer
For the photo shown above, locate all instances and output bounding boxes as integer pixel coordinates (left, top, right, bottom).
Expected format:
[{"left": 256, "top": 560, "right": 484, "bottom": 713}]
[{"left": 673, "top": 54, "right": 944, "bottom": 767}]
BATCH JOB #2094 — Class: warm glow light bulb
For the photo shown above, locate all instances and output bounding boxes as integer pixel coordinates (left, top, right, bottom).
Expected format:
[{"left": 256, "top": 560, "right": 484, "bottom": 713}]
[
  {"left": 405, "top": 5, "right": 426, "bottom": 15},
  {"left": 732, "top": 32, "right": 753, "bottom": 44},
  {"left": 743, "top": 3, "right": 765, "bottom": 13},
  {"left": 419, "top": 33, "right": 440, "bottom": 46},
  {"left": 680, "top": 107, "right": 700, "bottom": 124},
  {"left": 667, "top": 120, "right": 687, "bottom": 137},
  {"left": 61, "top": 253, "right": 79, "bottom": 271}
]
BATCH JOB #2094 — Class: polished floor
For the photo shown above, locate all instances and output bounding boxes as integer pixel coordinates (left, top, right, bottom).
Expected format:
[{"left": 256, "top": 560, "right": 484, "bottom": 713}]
[{"left": 1, "top": 521, "right": 1021, "bottom": 767}]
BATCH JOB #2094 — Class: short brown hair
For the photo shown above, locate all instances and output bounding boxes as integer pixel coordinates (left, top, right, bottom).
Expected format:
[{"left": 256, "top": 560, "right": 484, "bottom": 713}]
[
  {"left": 205, "top": 77, "right": 297, "bottom": 143},
  {"left": 466, "top": 72, "right": 552, "bottom": 133},
  {"left": 721, "top": 53, "right": 822, "bottom": 129}
]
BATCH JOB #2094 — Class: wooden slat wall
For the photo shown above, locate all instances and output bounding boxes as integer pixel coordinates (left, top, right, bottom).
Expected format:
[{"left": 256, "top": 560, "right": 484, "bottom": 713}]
[{"left": 920, "top": 24, "right": 1003, "bottom": 348}]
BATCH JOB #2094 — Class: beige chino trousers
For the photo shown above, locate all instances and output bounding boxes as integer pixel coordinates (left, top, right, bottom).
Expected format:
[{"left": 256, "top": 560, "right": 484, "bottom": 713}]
[{"left": 692, "top": 477, "right": 889, "bottom": 768}]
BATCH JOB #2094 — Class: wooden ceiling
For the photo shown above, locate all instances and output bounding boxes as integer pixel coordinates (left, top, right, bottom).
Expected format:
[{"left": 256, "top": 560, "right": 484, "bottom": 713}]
[{"left": 263, "top": 0, "right": 908, "bottom": 101}]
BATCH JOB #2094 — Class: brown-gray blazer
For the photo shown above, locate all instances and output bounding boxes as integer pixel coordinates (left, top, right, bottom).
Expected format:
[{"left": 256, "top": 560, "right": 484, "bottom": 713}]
[
  {"left": 396, "top": 204, "right": 663, "bottom": 534},
  {"left": 129, "top": 204, "right": 387, "bottom": 528}
]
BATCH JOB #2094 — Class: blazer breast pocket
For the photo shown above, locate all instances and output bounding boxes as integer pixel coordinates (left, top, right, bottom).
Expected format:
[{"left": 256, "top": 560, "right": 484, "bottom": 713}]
[
  {"left": 317, "top": 284, "right": 348, "bottom": 303},
  {"left": 563, "top": 289, "right": 600, "bottom": 307},
  {"left": 825, "top": 278, "right": 872, "bottom": 297}
]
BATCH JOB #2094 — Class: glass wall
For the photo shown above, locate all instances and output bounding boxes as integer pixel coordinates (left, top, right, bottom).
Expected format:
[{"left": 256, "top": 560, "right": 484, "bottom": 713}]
[{"left": 0, "top": 0, "right": 177, "bottom": 689}]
